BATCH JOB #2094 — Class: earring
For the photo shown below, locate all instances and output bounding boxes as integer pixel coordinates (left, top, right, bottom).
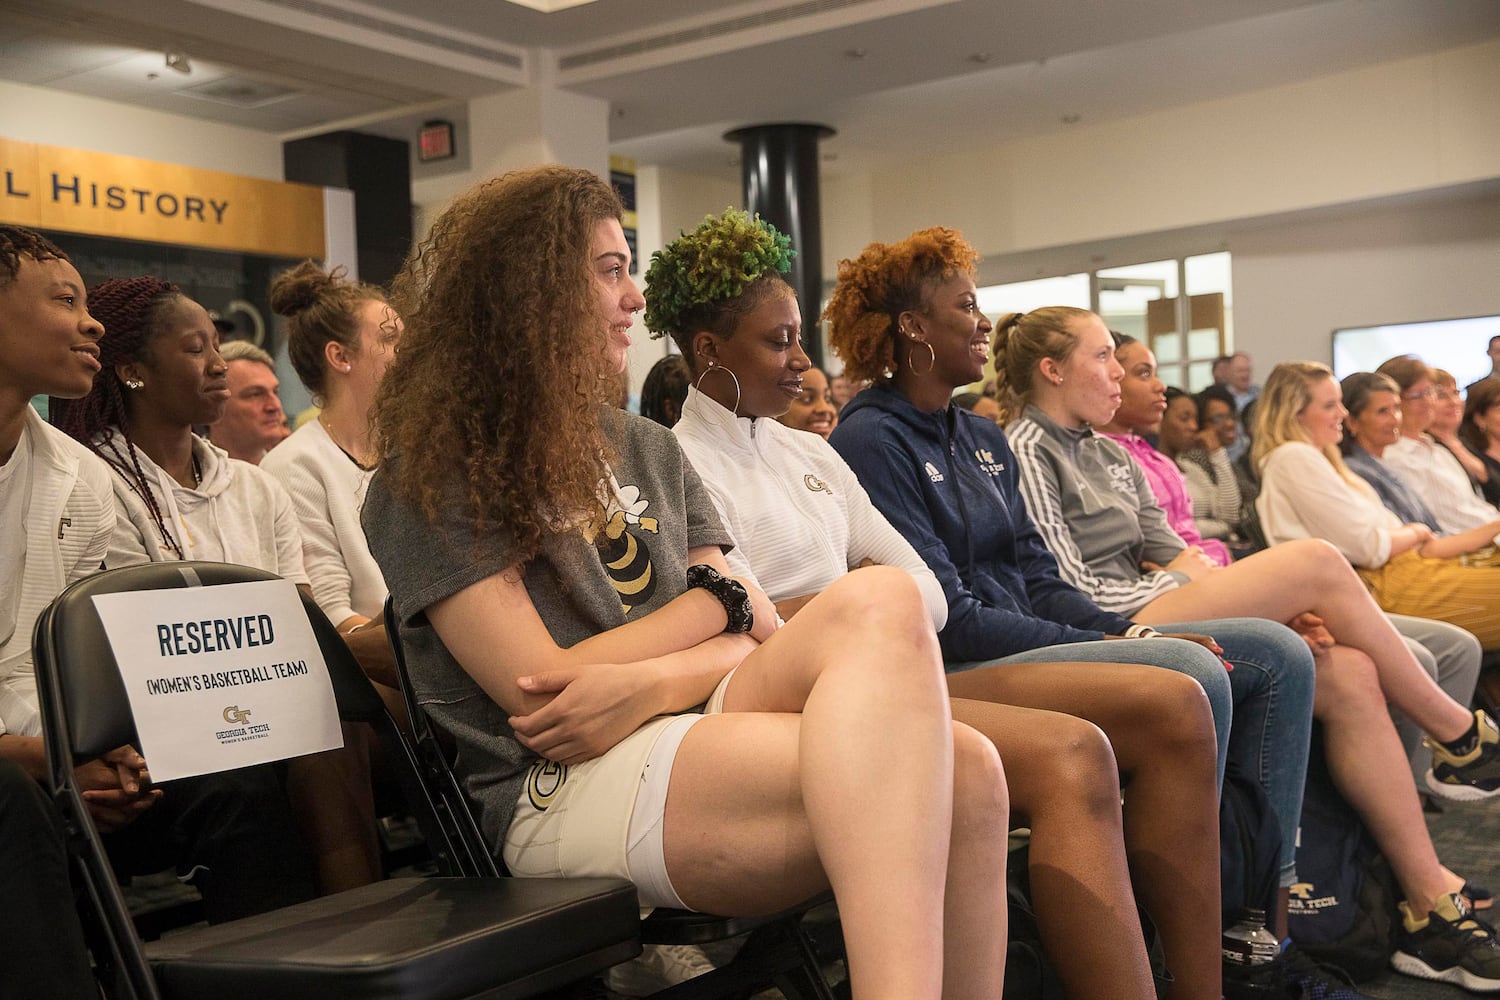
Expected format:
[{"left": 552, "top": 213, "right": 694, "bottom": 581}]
[
  {"left": 342, "top": 365, "right": 352, "bottom": 373},
  {"left": 1055, "top": 377, "right": 1064, "bottom": 386},
  {"left": 908, "top": 341, "right": 936, "bottom": 377},
  {"left": 695, "top": 360, "right": 742, "bottom": 414},
  {"left": 124, "top": 378, "right": 144, "bottom": 390}
]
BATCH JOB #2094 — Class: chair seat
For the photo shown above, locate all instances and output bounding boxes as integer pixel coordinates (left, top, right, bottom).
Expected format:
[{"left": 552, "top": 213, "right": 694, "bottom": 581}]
[{"left": 146, "top": 876, "right": 641, "bottom": 1000}]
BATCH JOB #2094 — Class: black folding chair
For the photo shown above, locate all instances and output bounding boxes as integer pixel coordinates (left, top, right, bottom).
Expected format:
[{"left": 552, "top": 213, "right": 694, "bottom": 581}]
[
  {"left": 383, "top": 596, "right": 842, "bottom": 1000},
  {"left": 34, "top": 561, "right": 641, "bottom": 1000}
]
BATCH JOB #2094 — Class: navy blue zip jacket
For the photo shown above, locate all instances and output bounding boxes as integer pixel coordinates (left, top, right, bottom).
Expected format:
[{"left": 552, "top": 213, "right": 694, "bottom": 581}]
[{"left": 831, "top": 383, "right": 1134, "bottom": 662}]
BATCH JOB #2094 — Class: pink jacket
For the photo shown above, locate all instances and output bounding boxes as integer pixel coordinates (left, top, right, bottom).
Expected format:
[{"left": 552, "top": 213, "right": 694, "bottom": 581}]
[{"left": 1102, "top": 431, "right": 1231, "bottom": 567}]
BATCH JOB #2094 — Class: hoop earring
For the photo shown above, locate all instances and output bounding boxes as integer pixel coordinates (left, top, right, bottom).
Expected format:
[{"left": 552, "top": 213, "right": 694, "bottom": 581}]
[
  {"left": 908, "top": 341, "right": 936, "bottom": 377},
  {"left": 695, "top": 361, "right": 742, "bottom": 414}
]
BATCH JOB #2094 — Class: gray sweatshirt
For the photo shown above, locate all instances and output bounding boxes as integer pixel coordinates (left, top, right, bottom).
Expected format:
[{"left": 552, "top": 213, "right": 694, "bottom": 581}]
[{"left": 1007, "top": 404, "right": 1188, "bottom": 616}]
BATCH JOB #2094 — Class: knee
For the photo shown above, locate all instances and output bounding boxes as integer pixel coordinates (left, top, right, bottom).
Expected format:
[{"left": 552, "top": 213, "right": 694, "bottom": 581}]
[
  {"left": 950, "top": 722, "right": 1009, "bottom": 836},
  {"left": 1149, "top": 670, "right": 1219, "bottom": 753},
  {"left": 823, "top": 566, "right": 940, "bottom": 663},
  {"left": 1315, "top": 647, "right": 1383, "bottom": 707},
  {"left": 1039, "top": 716, "right": 1123, "bottom": 816},
  {"left": 1287, "top": 537, "right": 1361, "bottom": 587}
]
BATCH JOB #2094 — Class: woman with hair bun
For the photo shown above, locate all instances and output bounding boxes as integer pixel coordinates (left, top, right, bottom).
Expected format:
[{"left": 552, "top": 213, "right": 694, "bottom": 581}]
[
  {"left": 364, "top": 168, "right": 1010, "bottom": 1000},
  {"left": 262, "top": 261, "right": 402, "bottom": 704}
]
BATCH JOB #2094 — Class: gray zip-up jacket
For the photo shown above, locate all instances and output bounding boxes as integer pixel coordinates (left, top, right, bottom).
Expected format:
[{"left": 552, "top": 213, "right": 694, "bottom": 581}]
[{"left": 1007, "top": 404, "right": 1189, "bottom": 616}]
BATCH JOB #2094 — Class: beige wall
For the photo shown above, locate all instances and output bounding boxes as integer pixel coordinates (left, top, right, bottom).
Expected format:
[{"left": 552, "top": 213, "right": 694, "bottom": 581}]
[
  {"left": 0, "top": 80, "right": 286, "bottom": 181},
  {"left": 822, "top": 37, "right": 1500, "bottom": 264}
]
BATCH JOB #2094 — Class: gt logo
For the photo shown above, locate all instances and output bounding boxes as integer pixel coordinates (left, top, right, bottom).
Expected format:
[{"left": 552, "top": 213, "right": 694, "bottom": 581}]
[{"left": 222, "top": 705, "right": 253, "bottom": 725}]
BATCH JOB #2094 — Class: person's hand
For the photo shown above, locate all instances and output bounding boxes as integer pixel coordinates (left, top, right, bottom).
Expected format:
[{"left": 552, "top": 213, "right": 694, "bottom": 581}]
[
  {"left": 733, "top": 576, "right": 780, "bottom": 643},
  {"left": 1159, "top": 631, "right": 1223, "bottom": 655},
  {"left": 1288, "top": 612, "right": 1335, "bottom": 656},
  {"left": 1193, "top": 426, "right": 1222, "bottom": 453},
  {"left": 1143, "top": 546, "right": 1217, "bottom": 582},
  {"left": 509, "top": 667, "right": 653, "bottom": 765},
  {"left": 77, "top": 746, "right": 160, "bottom": 832}
]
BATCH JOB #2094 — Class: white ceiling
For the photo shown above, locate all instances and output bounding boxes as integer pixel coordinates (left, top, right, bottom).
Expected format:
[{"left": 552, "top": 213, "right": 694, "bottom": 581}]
[{"left": 2, "top": 0, "right": 1498, "bottom": 180}]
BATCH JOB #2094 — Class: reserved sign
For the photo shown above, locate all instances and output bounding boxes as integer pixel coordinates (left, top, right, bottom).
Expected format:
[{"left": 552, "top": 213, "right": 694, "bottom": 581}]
[
  {"left": 0, "top": 137, "right": 326, "bottom": 258},
  {"left": 92, "top": 579, "right": 341, "bottom": 782}
]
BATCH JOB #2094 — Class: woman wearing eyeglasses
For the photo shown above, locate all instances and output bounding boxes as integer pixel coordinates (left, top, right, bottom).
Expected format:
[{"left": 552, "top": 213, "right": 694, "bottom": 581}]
[{"left": 1374, "top": 356, "right": 1500, "bottom": 539}]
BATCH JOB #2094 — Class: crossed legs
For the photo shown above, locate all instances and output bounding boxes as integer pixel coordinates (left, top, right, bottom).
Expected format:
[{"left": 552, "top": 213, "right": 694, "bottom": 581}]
[{"left": 663, "top": 567, "right": 1009, "bottom": 1000}]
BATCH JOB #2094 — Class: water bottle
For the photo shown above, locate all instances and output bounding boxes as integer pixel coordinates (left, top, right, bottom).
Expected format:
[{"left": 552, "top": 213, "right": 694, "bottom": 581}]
[{"left": 1222, "top": 908, "right": 1279, "bottom": 966}]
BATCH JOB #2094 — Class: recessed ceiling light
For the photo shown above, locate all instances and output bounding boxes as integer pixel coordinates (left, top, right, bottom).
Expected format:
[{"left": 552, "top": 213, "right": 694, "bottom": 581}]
[
  {"left": 844, "top": 47, "right": 867, "bottom": 60},
  {"left": 969, "top": 53, "right": 991, "bottom": 64},
  {"left": 165, "top": 52, "right": 192, "bottom": 75},
  {"left": 1061, "top": 113, "right": 1082, "bottom": 125}
]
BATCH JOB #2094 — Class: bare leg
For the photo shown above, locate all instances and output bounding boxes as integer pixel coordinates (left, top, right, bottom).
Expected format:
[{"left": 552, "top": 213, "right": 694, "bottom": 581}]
[
  {"left": 670, "top": 566, "right": 1006, "bottom": 999},
  {"left": 1312, "top": 646, "right": 1462, "bottom": 916},
  {"left": 948, "top": 662, "right": 1221, "bottom": 1000},
  {"left": 283, "top": 721, "right": 381, "bottom": 893},
  {"left": 1137, "top": 538, "right": 1474, "bottom": 741},
  {"left": 950, "top": 697, "right": 1156, "bottom": 999}
]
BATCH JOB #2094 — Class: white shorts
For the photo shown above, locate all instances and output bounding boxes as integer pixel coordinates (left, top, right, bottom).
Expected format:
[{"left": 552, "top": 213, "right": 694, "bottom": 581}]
[{"left": 501, "top": 669, "right": 737, "bottom": 911}]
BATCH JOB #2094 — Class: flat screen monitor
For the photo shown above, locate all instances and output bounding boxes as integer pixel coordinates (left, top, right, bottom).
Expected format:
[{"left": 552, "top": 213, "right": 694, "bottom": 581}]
[{"left": 1332, "top": 315, "right": 1500, "bottom": 389}]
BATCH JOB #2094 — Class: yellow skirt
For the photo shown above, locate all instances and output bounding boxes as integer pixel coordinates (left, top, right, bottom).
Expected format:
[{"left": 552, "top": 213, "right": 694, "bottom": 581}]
[{"left": 1358, "top": 548, "right": 1500, "bottom": 651}]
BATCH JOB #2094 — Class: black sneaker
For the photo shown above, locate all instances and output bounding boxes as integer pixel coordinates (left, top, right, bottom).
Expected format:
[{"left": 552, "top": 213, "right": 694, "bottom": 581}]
[
  {"left": 1391, "top": 892, "right": 1500, "bottom": 992},
  {"left": 1426, "top": 711, "right": 1500, "bottom": 802},
  {"left": 1281, "top": 942, "right": 1374, "bottom": 999}
]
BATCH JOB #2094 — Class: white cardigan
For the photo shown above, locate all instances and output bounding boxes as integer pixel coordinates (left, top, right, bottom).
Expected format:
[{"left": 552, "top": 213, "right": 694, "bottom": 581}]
[
  {"left": 0, "top": 409, "right": 114, "bottom": 737},
  {"left": 262, "top": 420, "right": 386, "bottom": 624},
  {"left": 1257, "top": 441, "right": 1401, "bottom": 568},
  {"left": 672, "top": 386, "right": 947, "bottom": 630}
]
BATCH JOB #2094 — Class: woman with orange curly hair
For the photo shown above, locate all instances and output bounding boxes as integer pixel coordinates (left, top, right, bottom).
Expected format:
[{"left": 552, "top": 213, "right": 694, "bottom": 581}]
[
  {"left": 362, "top": 168, "right": 1009, "bottom": 1000},
  {"left": 825, "top": 228, "right": 1330, "bottom": 998}
]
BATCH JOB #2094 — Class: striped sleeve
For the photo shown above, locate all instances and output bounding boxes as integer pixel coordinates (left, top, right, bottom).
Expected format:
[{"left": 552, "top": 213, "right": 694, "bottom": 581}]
[{"left": 1008, "top": 420, "right": 1181, "bottom": 616}]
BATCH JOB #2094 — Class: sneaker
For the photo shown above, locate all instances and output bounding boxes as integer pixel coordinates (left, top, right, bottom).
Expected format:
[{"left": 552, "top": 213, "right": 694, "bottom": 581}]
[
  {"left": 604, "top": 944, "right": 715, "bottom": 997},
  {"left": 1280, "top": 941, "right": 1374, "bottom": 999},
  {"left": 1425, "top": 710, "right": 1500, "bottom": 802},
  {"left": 1390, "top": 892, "right": 1500, "bottom": 992}
]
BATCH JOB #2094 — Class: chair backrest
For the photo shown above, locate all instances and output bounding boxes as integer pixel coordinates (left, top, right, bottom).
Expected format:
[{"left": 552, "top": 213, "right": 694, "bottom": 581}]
[
  {"left": 34, "top": 562, "right": 384, "bottom": 773},
  {"left": 383, "top": 594, "right": 502, "bottom": 877}
]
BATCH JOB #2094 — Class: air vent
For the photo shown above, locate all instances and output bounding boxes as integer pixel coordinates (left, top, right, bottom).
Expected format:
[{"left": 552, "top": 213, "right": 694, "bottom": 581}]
[
  {"left": 559, "top": 0, "right": 881, "bottom": 70},
  {"left": 261, "top": 0, "right": 524, "bottom": 68},
  {"left": 179, "top": 76, "right": 301, "bottom": 108}
]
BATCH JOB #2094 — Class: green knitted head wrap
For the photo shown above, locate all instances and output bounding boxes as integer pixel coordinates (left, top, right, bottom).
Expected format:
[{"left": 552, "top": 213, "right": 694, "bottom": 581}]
[{"left": 642, "top": 208, "right": 794, "bottom": 339}]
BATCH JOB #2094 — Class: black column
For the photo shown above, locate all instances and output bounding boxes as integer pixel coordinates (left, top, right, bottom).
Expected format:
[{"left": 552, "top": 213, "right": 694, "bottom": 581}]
[
  {"left": 283, "top": 131, "right": 412, "bottom": 288},
  {"left": 724, "top": 123, "right": 835, "bottom": 366}
]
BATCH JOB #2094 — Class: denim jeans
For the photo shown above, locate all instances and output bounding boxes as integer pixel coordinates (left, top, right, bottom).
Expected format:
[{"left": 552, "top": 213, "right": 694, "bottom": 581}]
[{"left": 954, "top": 616, "right": 1315, "bottom": 883}]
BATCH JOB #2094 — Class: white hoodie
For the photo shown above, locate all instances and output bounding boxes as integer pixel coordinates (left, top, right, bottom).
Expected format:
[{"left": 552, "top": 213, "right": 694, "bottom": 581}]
[{"left": 99, "top": 427, "right": 309, "bottom": 585}]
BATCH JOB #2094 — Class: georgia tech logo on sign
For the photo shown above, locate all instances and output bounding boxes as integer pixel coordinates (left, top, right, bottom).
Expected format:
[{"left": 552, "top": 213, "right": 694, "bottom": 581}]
[
  {"left": 974, "top": 448, "right": 1005, "bottom": 477},
  {"left": 526, "top": 760, "right": 568, "bottom": 811},
  {"left": 222, "top": 705, "right": 252, "bottom": 725},
  {"left": 803, "top": 474, "right": 832, "bottom": 495},
  {"left": 214, "top": 704, "right": 271, "bottom": 744}
]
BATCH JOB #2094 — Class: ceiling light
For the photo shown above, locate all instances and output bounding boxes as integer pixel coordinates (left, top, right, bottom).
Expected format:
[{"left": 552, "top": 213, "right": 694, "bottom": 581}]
[
  {"left": 844, "top": 47, "right": 867, "bottom": 60},
  {"left": 969, "top": 53, "right": 991, "bottom": 64},
  {"left": 165, "top": 52, "right": 192, "bottom": 75},
  {"left": 1061, "top": 113, "right": 1082, "bottom": 125}
]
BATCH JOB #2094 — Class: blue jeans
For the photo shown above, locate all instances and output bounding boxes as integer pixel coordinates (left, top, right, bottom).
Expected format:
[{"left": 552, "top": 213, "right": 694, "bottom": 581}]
[{"left": 954, "top": 617, "right": 1315, "bottom": 882}]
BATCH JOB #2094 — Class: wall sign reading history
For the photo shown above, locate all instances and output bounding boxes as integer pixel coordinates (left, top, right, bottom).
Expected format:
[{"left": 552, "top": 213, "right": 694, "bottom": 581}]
[{"left": 1, "top": 137, "right": 325, "bottom": 258}]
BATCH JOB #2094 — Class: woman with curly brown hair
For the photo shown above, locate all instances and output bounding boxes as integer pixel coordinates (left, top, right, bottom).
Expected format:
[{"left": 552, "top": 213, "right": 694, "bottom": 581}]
[
  {"left": 361, "top": 167, "right": 1008, "bottom": 1000},
  {"left": 823, "top": 228, "right": 1321, "bottom": 999}
]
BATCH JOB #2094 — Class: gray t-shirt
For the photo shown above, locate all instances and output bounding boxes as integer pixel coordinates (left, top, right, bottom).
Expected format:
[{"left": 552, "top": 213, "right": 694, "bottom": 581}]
[{"left": 363, "top": 412, "right": 733, "bottom": 848}]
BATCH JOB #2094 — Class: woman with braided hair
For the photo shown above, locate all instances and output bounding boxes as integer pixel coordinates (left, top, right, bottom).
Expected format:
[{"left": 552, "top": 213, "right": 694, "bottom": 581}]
[{"left": 50, "top": 276, "right": 383, "bottom": 896}]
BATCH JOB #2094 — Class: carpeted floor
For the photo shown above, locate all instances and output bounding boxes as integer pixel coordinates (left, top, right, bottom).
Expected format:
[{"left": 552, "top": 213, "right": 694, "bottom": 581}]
[{"left": 1358, "top": 795, "right": 1500, "bottom": 998}]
